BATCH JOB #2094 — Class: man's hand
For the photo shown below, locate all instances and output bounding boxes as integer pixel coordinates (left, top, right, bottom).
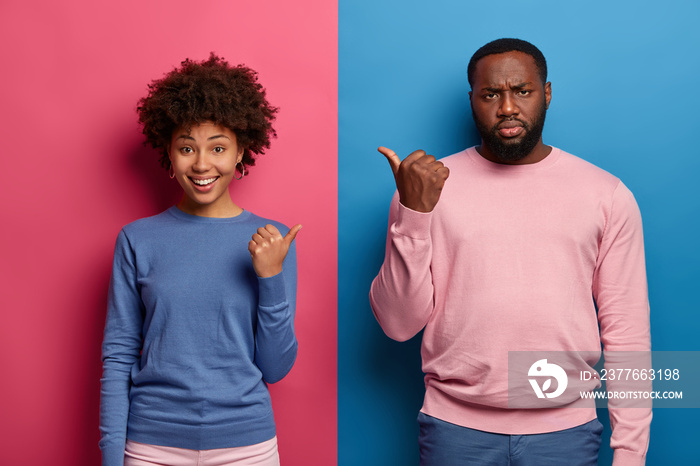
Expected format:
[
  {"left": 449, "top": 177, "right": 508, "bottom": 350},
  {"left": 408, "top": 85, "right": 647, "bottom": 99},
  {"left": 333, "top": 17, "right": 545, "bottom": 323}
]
[
  {"left": 378, "top": 146, "right": 449, "bottom": 213},
  {"left": 249, "top": 224, "right": 302, "bottom": 278}
]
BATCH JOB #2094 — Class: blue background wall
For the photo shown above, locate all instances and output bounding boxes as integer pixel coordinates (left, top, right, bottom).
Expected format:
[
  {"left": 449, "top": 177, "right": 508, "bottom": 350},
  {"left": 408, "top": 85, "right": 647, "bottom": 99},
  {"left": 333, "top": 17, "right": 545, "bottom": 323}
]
[{"left": 339, "top": 1, "right": 700, "bottom": 464}]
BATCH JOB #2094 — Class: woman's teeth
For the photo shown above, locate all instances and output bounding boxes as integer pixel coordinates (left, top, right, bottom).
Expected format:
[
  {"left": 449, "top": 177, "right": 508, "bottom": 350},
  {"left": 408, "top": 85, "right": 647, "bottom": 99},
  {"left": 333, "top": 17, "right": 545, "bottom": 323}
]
[{"left": 192, "top": 177, "right": 217, "bottom": 186}]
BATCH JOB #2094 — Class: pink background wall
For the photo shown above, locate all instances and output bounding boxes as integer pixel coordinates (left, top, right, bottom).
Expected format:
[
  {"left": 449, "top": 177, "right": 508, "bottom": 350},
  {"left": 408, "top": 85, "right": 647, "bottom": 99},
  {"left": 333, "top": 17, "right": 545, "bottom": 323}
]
[{"left": 0, "top": 1, "right": 337, "bottom": 464}]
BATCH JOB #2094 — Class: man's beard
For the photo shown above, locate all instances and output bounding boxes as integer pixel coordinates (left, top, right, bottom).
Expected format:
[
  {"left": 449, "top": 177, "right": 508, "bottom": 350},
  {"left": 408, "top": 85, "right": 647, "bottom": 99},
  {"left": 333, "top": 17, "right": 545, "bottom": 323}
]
[{"left": 472, "top": 102, "right": 547, "bottom": 162}]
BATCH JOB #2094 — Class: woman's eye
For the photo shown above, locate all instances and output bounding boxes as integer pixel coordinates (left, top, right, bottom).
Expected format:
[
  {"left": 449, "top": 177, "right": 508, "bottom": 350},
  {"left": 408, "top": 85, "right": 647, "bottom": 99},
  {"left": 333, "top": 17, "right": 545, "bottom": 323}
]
[
  {"left": 213, "top": 146, "right": 225, "bottom": 154},
  {"left": 180, "top": 147, "right": 193, "bottom": 154}
]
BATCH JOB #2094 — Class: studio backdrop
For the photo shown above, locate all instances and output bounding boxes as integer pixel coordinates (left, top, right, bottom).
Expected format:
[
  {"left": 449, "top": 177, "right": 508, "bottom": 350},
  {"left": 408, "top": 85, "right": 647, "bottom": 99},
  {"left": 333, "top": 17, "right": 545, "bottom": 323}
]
[
  {"left": 0, "top": 1, "right": 337, "bottom": 465},
  {"left": 0, "top": 0, "right": 698, "bottom": 465},
  {"left": 338, "top": 1, "right": 700, "bottom": 465}
]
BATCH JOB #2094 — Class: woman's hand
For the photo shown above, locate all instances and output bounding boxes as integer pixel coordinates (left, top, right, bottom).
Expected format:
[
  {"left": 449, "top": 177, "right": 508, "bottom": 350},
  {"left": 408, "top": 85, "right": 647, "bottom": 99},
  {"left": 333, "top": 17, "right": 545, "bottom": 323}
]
[{"left": 249, "top": 224, "right": 302, "bottom": 277}]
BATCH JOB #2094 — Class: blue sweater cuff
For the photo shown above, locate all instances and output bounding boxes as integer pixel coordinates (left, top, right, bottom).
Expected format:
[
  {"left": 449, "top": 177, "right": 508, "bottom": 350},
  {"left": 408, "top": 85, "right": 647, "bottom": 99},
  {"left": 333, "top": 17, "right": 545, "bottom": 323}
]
[
  {"left": 101, "top": 444, "right": 125, "bottom": 466},
  {"left": 257, "top": 272, "right": 287, "bottom": 308}
]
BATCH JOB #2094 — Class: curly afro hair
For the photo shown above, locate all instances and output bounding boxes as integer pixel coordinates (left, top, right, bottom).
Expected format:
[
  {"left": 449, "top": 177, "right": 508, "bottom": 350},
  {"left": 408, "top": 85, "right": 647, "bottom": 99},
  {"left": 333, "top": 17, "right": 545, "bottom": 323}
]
[{"left": 137, "top": 53, "right": 278, "bottom": 172}]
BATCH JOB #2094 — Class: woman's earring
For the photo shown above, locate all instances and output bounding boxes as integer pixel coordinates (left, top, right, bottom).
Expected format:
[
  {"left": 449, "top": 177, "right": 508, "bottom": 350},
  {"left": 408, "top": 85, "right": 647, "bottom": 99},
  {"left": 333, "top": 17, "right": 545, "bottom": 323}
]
[
  {"left": 169, "top": 166, "right": 175, "bottom": 179},
  {"left": 234, "top": 162, "right": 246, "bottom": 180}
]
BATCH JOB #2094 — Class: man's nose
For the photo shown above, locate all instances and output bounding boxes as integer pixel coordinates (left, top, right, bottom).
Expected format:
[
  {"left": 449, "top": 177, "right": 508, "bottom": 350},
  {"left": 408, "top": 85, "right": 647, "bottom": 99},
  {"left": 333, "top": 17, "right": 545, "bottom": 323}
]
[{"left": 498, "top": 93, "right": 519, "bottom": 117}]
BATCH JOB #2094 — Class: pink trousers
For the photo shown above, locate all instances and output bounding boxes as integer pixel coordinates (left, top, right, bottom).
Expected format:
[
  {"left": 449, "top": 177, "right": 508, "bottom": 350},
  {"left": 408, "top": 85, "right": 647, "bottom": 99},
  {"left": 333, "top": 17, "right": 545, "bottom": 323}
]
[{"left": 124, "top": 437, "right": 280, "bottom": 466}]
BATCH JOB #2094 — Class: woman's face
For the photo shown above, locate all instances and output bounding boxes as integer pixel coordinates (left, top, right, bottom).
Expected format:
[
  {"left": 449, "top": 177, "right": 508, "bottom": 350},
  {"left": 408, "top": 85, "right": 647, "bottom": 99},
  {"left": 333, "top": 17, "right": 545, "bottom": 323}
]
[{"left": 169, "top": 121, "right": 244, "bottom": 217}]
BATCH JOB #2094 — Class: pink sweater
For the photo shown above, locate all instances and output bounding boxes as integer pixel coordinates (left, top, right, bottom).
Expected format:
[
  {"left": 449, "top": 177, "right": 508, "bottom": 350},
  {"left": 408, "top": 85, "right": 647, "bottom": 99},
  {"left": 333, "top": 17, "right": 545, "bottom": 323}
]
[{"left": 370, "top": 147, "right": 651, "bottom": 465}]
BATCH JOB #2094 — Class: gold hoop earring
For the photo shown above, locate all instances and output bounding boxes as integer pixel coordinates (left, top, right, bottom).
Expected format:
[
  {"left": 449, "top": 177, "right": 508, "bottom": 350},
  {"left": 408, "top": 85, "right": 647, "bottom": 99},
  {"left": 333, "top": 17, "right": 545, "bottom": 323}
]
[{"left": 234, "top": 162, "right": 246, "bottom": 180}]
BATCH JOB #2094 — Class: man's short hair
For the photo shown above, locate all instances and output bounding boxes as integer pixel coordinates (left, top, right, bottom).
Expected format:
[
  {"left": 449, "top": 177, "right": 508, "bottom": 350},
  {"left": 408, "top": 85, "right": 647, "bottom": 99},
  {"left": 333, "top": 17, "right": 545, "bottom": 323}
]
[{"left": 467, "top": 38, "right": 548, "bottom": 87}]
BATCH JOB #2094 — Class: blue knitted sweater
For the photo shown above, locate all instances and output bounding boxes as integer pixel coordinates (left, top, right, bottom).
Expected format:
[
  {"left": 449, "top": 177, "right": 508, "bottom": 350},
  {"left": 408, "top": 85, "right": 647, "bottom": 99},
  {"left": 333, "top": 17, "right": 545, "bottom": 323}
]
[{"left": 99, "top": 206, "right": 297, "bottom": 466}]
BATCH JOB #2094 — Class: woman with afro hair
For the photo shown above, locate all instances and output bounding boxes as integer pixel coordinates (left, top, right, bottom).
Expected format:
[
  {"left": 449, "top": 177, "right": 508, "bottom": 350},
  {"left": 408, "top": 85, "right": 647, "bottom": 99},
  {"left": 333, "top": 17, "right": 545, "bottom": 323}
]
[{"left": 99, "top": 54, "right": 300, "bottom": 466}]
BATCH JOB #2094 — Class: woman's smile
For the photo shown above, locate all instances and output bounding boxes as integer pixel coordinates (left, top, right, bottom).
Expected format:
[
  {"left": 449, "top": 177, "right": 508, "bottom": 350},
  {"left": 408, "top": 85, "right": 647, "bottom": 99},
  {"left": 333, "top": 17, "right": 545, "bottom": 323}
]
[
  {"left": 189, "top": 176, "right": 220, "bottom": 190},
  {"left": 169, "top": 122, "right": 244, "bottom": 217}
]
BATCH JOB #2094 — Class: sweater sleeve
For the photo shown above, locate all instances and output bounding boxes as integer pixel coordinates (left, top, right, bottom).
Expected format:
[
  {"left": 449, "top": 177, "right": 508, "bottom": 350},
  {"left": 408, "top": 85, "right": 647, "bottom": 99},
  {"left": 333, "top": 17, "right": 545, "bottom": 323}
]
[
  {"left": 254, "top": 238, "right": 298, "bottom": 384},
  {"left": 593, "top": 181, "right": 652, "bottom": 465},
  {"left": 369, "top": 193, "right": 436, "bottom": 342},
  {"left": 99, "top": 230, "right": 144, "bottom": 466}
]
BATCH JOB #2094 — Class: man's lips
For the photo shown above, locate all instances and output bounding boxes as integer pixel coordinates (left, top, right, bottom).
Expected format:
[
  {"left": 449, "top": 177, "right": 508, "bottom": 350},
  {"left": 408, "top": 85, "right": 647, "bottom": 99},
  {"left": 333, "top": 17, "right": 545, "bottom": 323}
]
[
  {"left": 498, "top": 126, "right": 524, "bottom": 137},
  {"left": 496, "top": 121, "right": 524, "bottom": 138}
]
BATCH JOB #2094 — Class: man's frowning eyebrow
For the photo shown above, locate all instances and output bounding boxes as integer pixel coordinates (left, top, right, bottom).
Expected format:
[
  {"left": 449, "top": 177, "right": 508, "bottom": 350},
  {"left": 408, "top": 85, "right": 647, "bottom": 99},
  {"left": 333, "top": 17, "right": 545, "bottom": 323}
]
[{"left": 482, "top": 82, "right": 532, "bottom": 92}]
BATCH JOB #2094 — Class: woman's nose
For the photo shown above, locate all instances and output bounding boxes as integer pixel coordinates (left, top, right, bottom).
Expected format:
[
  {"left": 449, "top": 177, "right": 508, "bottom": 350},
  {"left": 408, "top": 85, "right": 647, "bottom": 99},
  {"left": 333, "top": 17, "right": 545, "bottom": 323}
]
[{"left": 192, "top": 153, "right": 211, "bottom": 171}]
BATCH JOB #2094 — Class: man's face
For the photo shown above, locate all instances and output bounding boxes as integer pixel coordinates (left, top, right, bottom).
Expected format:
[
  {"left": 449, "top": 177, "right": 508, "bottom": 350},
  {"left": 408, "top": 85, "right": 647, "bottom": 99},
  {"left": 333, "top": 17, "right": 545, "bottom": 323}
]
[{"left": 469, "top": 51, "right": 551, "bottom": 163}]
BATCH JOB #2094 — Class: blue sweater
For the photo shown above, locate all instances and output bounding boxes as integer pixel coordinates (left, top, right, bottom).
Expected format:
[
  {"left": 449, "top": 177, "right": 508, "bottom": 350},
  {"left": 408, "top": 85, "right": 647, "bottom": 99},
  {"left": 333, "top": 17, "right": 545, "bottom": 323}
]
[{"left": 99, "top": 206, "right": 298, "bottom": 466}]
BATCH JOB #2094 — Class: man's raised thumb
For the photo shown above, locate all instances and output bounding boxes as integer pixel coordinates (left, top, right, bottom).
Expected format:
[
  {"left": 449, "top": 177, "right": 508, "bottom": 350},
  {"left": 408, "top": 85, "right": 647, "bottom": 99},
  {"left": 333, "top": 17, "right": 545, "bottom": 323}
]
[{"left": 378, "top": 146, "right": 401, "bottom": 175}]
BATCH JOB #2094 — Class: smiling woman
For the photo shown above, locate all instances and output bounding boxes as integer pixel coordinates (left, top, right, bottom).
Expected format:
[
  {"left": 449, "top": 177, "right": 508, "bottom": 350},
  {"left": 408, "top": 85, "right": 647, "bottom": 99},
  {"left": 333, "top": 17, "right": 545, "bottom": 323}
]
[
  {"left": 137, "top": 54, "right": 278, "bottom": 174},
  {"left": 99, "top": 55, "right": 302, "bottom": 466},
  {"left": 169, "top": 123, "right": 245, "bottom": 218}
]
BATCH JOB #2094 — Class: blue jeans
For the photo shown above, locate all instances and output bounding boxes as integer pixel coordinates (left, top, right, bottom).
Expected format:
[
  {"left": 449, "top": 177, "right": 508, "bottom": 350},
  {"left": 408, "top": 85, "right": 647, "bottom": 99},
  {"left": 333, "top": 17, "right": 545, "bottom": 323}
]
[{"left": 418, "top": 412, "right": 602, "bottom": 466}]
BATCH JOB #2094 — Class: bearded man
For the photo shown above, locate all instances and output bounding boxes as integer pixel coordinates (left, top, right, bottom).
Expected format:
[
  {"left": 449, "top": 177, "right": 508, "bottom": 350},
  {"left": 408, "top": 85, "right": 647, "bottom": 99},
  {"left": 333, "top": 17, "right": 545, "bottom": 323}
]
[{"left": 370, "top": 38, "right": 651, "bottom": 466}]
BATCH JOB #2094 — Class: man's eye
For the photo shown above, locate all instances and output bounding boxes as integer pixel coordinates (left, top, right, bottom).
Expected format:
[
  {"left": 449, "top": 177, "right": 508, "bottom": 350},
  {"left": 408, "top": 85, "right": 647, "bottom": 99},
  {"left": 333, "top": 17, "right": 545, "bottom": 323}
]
[
  {"left": 485, "top": 93, "right": 497, "bottom": 100},
  {"left": 517, "top": 90, "right": 531, "bottom": 96}
]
